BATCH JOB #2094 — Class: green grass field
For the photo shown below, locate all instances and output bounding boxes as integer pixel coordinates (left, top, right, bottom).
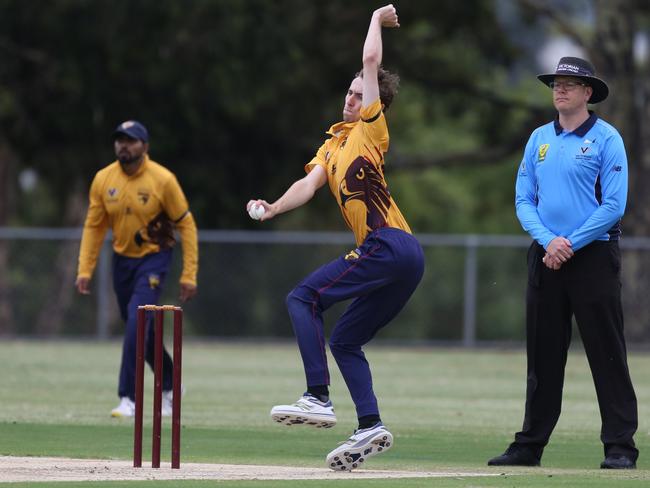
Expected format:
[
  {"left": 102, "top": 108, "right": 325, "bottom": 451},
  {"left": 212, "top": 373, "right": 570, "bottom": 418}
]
[{"left": 1, "top": 340, "right": 649, "bottom": 487}]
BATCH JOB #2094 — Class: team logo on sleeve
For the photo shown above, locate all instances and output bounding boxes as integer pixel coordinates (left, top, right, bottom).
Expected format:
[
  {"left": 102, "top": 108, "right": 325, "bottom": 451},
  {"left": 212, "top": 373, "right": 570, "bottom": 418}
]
[
  {"left": 538, "top": 144, "right": 550, "bottom": 162},
  {"left": 519, "top": 160, "right": 527, "bottom": 176}
]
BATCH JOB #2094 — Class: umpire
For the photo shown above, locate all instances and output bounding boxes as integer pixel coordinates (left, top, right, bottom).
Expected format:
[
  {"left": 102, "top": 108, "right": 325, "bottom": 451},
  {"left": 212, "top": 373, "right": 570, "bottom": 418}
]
[{"left": 488, "top": 57, "right": 638, "bottom": 469}]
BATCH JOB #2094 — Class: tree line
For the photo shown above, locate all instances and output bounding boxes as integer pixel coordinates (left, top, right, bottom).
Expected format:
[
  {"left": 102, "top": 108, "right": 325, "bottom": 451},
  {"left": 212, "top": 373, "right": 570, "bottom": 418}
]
[{"left": 2, "top": 0, "right": 650, "bottom": 337}]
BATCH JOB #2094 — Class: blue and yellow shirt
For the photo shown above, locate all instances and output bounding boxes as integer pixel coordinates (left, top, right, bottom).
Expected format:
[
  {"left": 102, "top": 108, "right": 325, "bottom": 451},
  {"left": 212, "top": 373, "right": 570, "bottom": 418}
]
[
  {"left": 515, "top": 113, "right": 628, "bottom": 251},
  {"left": 77, "top": 155, "right": 198, "bottom": 285},
  {"left": 305, "top": 99, "right": 411, "bottom": 246}
]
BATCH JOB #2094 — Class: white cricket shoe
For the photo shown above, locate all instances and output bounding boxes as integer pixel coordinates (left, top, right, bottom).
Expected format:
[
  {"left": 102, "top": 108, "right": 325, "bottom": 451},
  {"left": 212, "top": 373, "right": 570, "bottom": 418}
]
[
  {"left": 110, "top": 397, "right": 135, "bottom": 418},
  {"left": 161, "top": 385, "right": 185, "bottom": 417},
  {"left": 162, "top": 390, "right": 173, "bottom": 417},
  {"left": 270, "top": 394, "right": 337, "bottom": 428},
  {"left": 326, "top": 422, "right": 393, "bottom": 471}
]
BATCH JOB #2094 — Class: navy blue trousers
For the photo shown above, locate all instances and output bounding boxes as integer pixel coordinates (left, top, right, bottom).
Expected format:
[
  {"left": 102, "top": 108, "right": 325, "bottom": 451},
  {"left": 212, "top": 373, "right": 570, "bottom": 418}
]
[
  {"left": 113, "top": 249, "right": 174, "bottom": 400},
  {"left": 286, "top": 228, "right": 424, "bottom": 418}
]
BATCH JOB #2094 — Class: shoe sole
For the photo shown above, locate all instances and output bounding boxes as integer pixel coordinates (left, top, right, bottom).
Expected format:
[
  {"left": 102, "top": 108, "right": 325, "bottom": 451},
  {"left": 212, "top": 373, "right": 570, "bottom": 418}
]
[
  {"left": 600, "top": 463, "right": 636, "bottom": 469},
  {"left": 110, "top": 411, "right": 133, "bottom": 418},
  {"left": 270, "top": 409, "right": 336, "bottom": 428},
  {"left": 326, "top": 431, "right": 393, "bottom": 471},
  {"left": 487, "top": 460, "right": 540, "bottom": 466}
]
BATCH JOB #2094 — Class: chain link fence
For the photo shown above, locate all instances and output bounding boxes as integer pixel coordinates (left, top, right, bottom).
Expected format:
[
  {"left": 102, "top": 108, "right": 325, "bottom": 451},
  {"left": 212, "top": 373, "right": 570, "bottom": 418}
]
[{"left": 1, "top": 227, "right": 650, "bottom": 345}]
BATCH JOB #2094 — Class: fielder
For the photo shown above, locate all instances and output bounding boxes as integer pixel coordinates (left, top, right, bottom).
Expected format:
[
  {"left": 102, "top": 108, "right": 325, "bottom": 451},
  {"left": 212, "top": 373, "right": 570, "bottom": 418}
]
[
  {"left": 246, "top": 4, "right": 424, "bottom": 471},
  {"left": 76, "top": 120, "right": 198, "bottom": 417}
]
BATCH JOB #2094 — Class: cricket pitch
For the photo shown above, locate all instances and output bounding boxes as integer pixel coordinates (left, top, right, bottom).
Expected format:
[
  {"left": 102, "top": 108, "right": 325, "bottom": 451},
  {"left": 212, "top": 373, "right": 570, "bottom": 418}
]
[{"left": 0, "top": 455, "right": 501, "bottom": 482}]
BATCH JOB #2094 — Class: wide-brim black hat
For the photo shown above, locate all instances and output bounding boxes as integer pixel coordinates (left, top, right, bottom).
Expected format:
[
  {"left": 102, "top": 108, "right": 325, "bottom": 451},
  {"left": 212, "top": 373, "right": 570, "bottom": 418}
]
[{"left": 537, "top": 56, "right": 609, "bottom": 104}]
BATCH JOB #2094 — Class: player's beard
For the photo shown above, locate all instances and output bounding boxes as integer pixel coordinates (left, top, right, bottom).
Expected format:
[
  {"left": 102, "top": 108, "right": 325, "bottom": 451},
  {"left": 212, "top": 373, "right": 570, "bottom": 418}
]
[{"left": 118, "top": 151, "right": 141, "bottom": 166}]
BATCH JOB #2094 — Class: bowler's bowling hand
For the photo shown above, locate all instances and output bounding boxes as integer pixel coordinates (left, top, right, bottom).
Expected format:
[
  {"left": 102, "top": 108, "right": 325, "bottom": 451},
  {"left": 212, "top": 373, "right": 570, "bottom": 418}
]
[
  {"left": 246, "top": 199, "right": 275, "bottom": 222},
  {"left": 179, "top": 283, "right": 197, "bottom": 302},
  {"left": 374, "top": 4, "right": 399, "bottom": 28},
  {"left": 75, "top": 277, "right": 91, "bottom": 295}
]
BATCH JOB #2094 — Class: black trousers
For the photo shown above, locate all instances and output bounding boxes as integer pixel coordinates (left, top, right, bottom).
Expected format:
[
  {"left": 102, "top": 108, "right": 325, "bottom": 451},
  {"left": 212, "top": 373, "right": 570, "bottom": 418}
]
[{"left": 514, "top": 241, "right": 638, "bottom": 460}]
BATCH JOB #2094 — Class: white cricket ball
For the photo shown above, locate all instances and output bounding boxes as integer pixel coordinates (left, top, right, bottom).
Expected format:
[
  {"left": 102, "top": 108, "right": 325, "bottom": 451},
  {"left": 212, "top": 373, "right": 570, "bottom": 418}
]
[{"left": 249, "top": 204, "right": 266, "bottom": 220}]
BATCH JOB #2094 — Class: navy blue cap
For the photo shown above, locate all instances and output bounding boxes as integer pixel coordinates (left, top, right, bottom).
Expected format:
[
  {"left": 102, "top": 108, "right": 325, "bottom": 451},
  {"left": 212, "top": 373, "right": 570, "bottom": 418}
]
[{"left": 112, "top": 120, "right": 149, "bottom": 142}]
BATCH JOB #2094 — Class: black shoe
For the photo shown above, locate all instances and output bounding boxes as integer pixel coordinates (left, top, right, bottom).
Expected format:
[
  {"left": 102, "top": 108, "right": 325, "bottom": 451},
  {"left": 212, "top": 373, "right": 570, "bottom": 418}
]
[
  {"left": 488, "top": 445, "right": 540, "bottom": 466},
  {"left": 600, "top": 454, "right": 636, "bottom": 469}
]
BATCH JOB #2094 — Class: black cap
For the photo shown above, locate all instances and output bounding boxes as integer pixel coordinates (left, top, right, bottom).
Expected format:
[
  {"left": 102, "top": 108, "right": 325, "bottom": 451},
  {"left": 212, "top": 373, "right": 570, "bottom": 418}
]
[{"left": 537, "top": 56, "right": 609, "bottom": 104}]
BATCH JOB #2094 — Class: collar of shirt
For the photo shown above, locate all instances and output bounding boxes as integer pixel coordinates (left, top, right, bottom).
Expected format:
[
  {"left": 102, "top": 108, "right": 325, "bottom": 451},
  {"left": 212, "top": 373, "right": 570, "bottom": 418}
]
[
  {"left": 134, "top": 154, "right": 150, "bottom": 177},
  {"left": 326, "top": 120, "right": 357, "bottom": 138},
  {"left": 325, "top": 100, "right": 384, "bottom": 138},
  {"left": 553, "top": 111, "right": 598, "bottom": 136}
]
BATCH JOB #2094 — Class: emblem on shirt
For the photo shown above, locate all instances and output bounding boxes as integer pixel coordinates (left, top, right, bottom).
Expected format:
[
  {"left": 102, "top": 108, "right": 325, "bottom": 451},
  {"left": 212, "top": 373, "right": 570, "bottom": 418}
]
[
  {"left": 339, "top": 156, "right": 390, "bottom": 230},
  {"left": 148, "top": 274, "right": 160, "bottom": 290},
  {"left": 580, "top": 139, "right": 595, "bottom": 155},
  {"left": 345, "top": 249, "right": 361, "bottom": 261},
  {"left": 106, "top": 188, "right": 119, "bottom": 203},
  {"left": 137, "top": 189, "right": 150, "bottom": 205},
  {"left": 538, "top": 144, "right": 550, "bottom": 162},
  {"left": 576, "top": 138, "right": 596, "bottom": 161}
]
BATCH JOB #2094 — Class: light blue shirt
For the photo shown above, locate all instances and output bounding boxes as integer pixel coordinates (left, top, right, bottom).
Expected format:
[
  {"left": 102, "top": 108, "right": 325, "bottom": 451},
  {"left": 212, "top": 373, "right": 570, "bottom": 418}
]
[{"left": 515, "top": 113, "right": 628, "bottom": 251}]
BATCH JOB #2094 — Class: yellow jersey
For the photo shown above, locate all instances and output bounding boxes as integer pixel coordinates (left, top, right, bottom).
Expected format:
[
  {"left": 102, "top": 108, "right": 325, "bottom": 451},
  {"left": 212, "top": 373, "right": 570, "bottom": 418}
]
[
  {"left": 305, "top": 99, "right": 411, "bottom": 246},
  {"left": 77, "top": 155, "right": 198, "bottom": 285}
]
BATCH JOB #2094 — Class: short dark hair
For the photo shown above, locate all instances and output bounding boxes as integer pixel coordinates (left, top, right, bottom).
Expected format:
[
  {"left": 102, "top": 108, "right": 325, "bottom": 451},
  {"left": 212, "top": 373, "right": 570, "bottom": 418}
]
[{"left": 355, "top": 67, "right": 400, "bottom": 110}]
